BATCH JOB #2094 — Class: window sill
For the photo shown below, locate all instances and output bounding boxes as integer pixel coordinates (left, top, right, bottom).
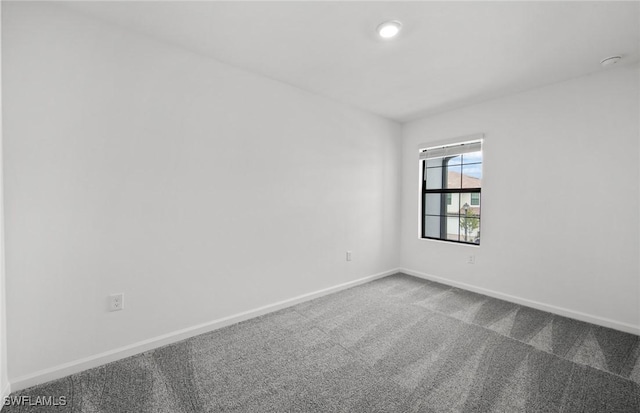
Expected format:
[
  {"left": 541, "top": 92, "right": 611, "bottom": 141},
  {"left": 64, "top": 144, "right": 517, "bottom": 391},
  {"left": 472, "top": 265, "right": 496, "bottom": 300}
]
[{"left": 418, "top": 237, "right": 481, "bottom": 247}]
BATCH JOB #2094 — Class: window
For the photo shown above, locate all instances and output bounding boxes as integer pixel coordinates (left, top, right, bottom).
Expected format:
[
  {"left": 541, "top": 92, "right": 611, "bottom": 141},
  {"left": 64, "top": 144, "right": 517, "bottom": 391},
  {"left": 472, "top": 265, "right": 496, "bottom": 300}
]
[{"left": 420, "top": 139, "right": 482, "bottom": 244}]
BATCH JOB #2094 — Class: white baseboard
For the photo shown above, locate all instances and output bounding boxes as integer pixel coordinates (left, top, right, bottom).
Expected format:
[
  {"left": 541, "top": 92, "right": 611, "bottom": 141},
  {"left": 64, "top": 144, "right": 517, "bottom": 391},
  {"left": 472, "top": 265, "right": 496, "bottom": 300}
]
[
  {"left": 400, "top": 267, "right": 640, "bottom": 336},
  {"left": 10, "top": 268, "right": 399, "bottom": 392}
]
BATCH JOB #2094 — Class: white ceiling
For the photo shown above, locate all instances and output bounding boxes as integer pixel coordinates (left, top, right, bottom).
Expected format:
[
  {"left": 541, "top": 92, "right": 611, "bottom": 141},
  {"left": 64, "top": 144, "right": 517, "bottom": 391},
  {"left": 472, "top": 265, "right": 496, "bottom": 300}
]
[{"left": 61, "top": 1, "right": 640, "bottom": 122}]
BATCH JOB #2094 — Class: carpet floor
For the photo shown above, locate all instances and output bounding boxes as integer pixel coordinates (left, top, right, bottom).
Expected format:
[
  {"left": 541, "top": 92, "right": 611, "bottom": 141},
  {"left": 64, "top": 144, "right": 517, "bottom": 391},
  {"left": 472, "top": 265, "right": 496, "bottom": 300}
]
[{"left": 6, "top": 273, "right": 640, "bottom": 412}]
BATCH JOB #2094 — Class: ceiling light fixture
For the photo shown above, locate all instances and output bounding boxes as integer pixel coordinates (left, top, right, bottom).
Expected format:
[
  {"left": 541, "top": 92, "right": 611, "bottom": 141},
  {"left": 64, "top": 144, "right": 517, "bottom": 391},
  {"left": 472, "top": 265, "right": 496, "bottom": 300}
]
[
  {"left": 600, "top": 55, "right": 622, "bottom": 67},
  {"left": 377, "top": 20, "right": 402, "bottom": 39}
]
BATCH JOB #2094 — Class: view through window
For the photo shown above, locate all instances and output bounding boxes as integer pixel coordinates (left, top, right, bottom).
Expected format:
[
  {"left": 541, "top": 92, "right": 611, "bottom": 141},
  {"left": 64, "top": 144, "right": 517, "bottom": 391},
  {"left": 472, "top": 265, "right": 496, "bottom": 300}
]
[{"left": 420, "top": 140, "right": 482, "bottom": 244}]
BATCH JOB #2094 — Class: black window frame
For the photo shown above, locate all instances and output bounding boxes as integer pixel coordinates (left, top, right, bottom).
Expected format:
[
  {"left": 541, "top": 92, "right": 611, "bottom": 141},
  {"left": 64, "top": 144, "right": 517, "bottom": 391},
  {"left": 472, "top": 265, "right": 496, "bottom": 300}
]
[{"left": 421, "top": 151, "right": 482, "bottom": 245}]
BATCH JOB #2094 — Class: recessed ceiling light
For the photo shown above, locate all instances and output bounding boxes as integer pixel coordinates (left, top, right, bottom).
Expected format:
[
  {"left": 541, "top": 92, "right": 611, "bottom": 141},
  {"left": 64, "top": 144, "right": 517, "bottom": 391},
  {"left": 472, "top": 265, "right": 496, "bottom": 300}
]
[
  {"left": 377, "top": 20, "right": 402, "bottom": 39},
  {"left": 600, "top": 56, "right": 622, "bottom": 67}
]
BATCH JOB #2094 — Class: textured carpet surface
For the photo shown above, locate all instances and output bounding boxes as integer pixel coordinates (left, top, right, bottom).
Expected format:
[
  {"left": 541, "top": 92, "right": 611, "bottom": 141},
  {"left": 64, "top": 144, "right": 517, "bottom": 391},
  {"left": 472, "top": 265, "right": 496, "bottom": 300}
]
[{"left": 6, "top": 273, "right": 640, "bottom": 412}]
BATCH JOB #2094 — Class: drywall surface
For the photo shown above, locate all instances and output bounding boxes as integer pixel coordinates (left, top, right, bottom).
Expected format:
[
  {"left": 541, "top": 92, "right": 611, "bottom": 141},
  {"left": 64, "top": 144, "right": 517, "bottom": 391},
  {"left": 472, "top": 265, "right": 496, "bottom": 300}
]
[
  {"left": 0, "top": 1, "right": 10, "bottom": 402},
  {"left": 401, "top": 62, "right": 640, "bottom": 331},
  {"left": 3, "top": 3, "right": 400, "bottom": 380}
]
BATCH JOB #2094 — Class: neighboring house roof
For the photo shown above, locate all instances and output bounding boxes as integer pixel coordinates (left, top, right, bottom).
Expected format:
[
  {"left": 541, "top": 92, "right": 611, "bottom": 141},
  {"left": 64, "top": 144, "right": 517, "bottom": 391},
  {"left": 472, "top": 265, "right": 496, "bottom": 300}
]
[
  {"left": 460, "top": 207, "right": 480, "bottom": 215},
  {"left": 447, "top": 171, "right": 481, "bottom": 215},
  {"left": 448, "top": 171, "right": 481, "bottom": 188}
]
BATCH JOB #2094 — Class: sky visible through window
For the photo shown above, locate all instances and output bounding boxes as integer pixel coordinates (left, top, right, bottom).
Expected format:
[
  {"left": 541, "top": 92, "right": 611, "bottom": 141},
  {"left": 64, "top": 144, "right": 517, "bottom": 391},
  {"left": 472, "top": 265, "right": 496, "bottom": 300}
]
[
  {"left": 461, "top": 152, "right": 482, "bottom": 176},
  {"left": 447, "top": 152, "right": 482, "bottom": 179}
]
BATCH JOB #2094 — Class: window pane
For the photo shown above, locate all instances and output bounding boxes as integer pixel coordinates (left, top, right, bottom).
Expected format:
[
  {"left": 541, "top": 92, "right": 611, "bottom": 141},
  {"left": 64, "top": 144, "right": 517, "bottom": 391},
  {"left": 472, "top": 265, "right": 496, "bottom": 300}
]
[
  {"left": 462, "top": 151, "right": 482, "bottom": 164},
  {"left": 424, "top": 194, "right": 443, "bottom": 215},
  {"left": 425, "top": 167, "right": 443, "bottom": 190},
  {"left": 446, "top": 234, "right": 461, "bottom": 241},
  {"left": 446, "top": 193, "right": 460, "bottom": 216},
  {"left": 447, "top": 155, "right": 462, "bottom": 166},
  {"left": 446, "top": 216, "right": 461, "bottom": 241},
  {"left": 459, "top": 197, "right": 480, "bottom": 217},
  {"left": 445, "top": 163, "right": 462, "bottom": 189},
  {"left": 424, "top": 215, "right": 441, "bottom": 238},
  {"left": 459, "top": 217, "right": 480, "bottom": 243},
  {"left": 461, "top": 163, "right": 482, "bottom": 188},
  {"left": 420, "top": 145, "right": 482, "bottom": 245}
]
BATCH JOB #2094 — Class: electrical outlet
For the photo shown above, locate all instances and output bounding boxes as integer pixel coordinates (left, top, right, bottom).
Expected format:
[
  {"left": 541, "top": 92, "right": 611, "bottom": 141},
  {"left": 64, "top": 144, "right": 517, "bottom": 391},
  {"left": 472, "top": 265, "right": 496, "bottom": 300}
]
[
  {"left": 346, "top": 251, "right": 352, "bottom": 261},
  {"left": 108, "top": 293, "right": 124, "bottom": 311},
  {"left": 468, "top": 255, "right": 475, "bottom": 264}
]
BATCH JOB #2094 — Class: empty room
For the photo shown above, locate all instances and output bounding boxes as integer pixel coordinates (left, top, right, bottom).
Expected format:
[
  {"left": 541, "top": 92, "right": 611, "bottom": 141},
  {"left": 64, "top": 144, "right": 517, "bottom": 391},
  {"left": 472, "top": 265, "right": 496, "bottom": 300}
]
[{"left": 0, "top": 1, "right": 639, "bottom": 412}]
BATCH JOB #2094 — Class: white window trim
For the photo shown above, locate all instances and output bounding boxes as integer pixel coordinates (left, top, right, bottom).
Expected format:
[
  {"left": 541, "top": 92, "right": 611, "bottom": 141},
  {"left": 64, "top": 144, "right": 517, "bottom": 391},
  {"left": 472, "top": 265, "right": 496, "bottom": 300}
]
[{"left": 417, "top": 133, "right": 484, "bottom": 246}]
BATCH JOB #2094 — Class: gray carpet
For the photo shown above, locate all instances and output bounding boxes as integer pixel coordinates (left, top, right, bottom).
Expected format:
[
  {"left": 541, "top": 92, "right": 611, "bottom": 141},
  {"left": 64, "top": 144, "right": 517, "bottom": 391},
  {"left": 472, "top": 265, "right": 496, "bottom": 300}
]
[{"left": 6, "top": 273, "right": 640, "bottom": 412}]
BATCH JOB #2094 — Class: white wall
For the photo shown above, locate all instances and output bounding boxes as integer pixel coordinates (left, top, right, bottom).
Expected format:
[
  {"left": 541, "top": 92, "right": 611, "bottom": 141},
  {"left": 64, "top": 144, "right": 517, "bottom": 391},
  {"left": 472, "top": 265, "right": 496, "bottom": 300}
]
[
  {"left": 401, "top": 63, "right": 640, "bottom": 332},
  {"left": 0, "top": 1, "right": 10, "bottom": 402},
  {"left": 5, "top": 0, "right": 638, "bottom": 393},
  {"left": 3, "top": 3, "right": 400, "bottom": 382}
]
